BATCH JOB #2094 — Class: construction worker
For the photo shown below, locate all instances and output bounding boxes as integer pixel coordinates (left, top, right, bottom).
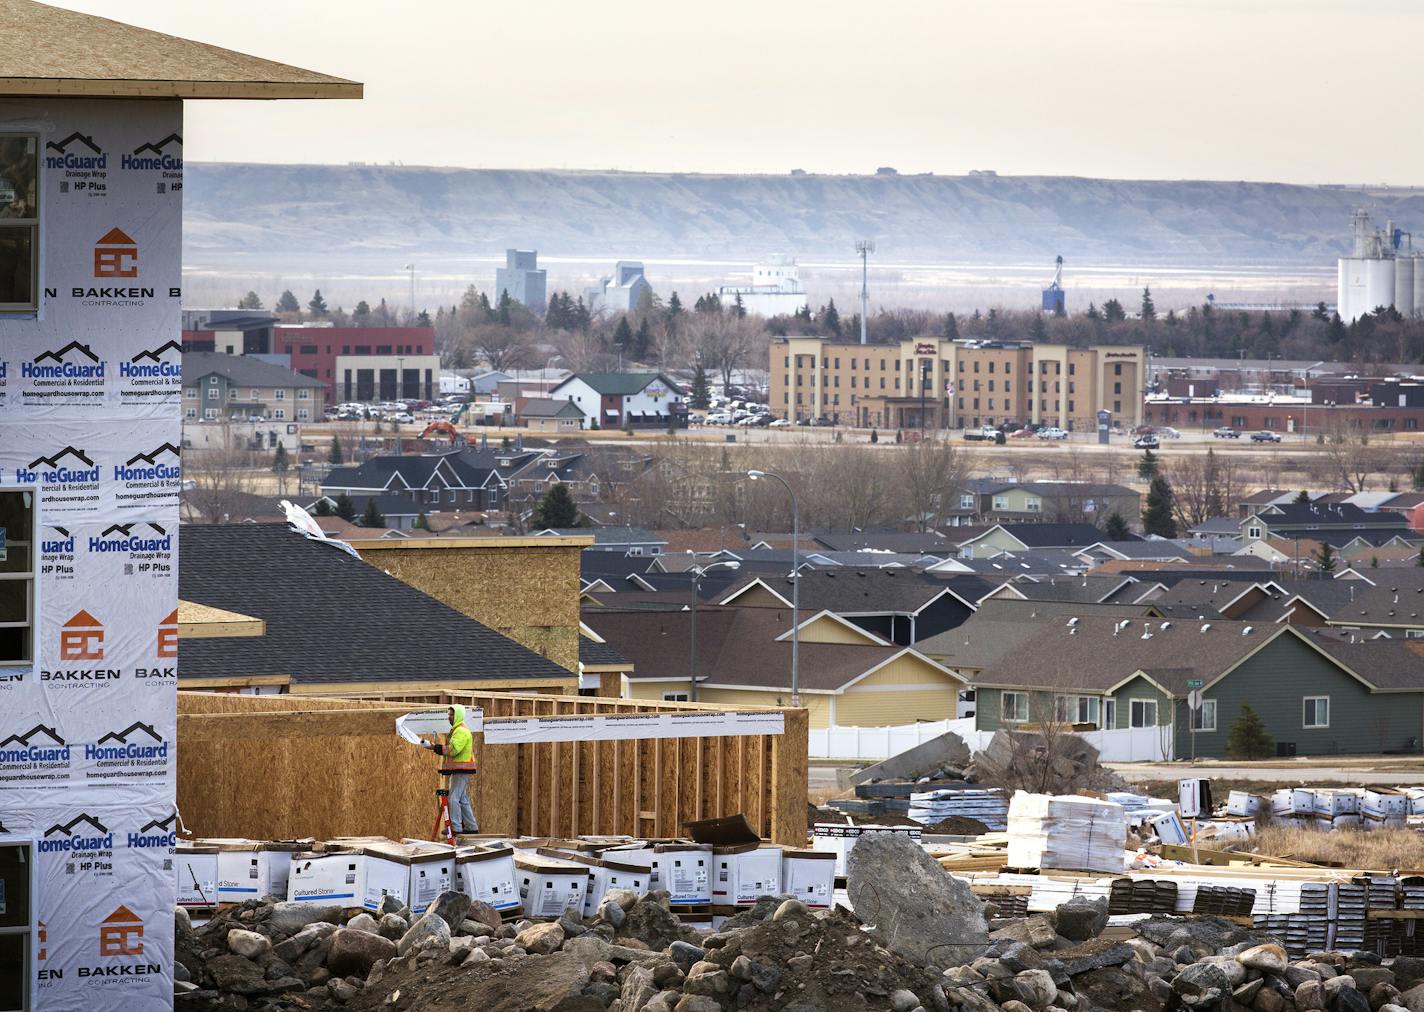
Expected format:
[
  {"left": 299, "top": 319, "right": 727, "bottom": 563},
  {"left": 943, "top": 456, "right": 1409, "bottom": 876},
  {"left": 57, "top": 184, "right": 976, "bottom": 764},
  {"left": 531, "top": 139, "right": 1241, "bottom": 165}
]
[{"left": 426, "top": 704, "right": 477, "bottom": 834}]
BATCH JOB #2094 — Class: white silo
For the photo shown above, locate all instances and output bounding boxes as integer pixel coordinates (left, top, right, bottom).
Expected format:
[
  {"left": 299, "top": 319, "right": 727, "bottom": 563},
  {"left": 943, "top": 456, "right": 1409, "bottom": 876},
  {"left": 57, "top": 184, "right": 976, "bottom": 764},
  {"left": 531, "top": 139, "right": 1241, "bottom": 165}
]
[
  {"left": 1413, "top": 256, "right": 1424, "bottom": 316},
  {"left": 1396, "top": 256, "right": 1415, "bottom": 317},
  {"left": 1364, "top": 257, "right": 1394, "bottom": 317}
]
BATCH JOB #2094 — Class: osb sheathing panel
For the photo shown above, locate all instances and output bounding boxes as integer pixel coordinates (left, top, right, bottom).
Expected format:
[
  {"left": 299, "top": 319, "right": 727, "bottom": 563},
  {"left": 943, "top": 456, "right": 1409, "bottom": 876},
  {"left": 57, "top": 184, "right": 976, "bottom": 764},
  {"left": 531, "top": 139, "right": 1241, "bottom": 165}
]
[
  {"left": 176, "top": 689, "right": 808, "bottom": 845},
  {"left": 359, "top": 545, "right": 583, "bottom": 671}
]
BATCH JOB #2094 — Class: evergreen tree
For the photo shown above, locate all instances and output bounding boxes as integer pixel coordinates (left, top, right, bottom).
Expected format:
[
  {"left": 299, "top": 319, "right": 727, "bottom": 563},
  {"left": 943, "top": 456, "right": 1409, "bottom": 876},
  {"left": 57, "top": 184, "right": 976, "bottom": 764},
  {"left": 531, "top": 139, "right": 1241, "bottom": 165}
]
[
  {"left": 1314, "top": 540, "right": 1338, "bottom": 575},
  {"left": 1030, "top": 313, "right": 1048, "bottom": 341},
  {"left": 1312, "top": 301, "right": 1329, "bottom": 321},
  {"left": 612, "top": 317, "right": 634, "bottom": 357},
  {"left": 1413, "top": 460, "right": 1424, "bottom": 490},
  {"left": 496, "top": 290, "right": 513, "bottom": 325},
  {"left": 359, "top": 497, "right": 386, "bottom": 528},
  {"left": 415, "top": 511, "right": 429, "bottom": 530},
  {"left": 532, "top": 483, "right": 580, "bottom": 529},
  {"left": 572, "top": 296, "right": 591, "bottom": 331},
  {"left": 1140, "top": 287, "right": 1156, "bottom": 321},
  {"left": 870, "top": 429, "right": 878, "bottom": 444},
  {"left": 1294, "top": 489, "right": 1311, "bottom": 503},
  {"left": 1226, "top": 704, "right": 1274, "bottom": 760},
  {"left": 1104, "top": 511, "right": 1131, "bottom": 540},
  {"left": 308, "top": 289, "right": 329, "bottom": 316},
  {"left": 1102, "top": 298, "right": 1127, "bottom": 322},
  {"left": 416, "top": 309, "right": 432, "bottom": 327},
  {"left": 312, "top": 498, "right": 333, "bottom": 517},
  {"left": 1085, "top": 302, "right": 1100, "bottom": 321},
  {"left": 1328, "top": 313, "right": 1347, "bottom": 344},
  {"left": 328, "top": 434, "right": 344, "bottom": 465},
  {"left": 1418, "top": 546, "right": 1424, "bottom": 567},
  {"left": 634, "top": 318, "right": 651, "bottom": 360},
  {"left": 1142, "top": 475, "right": 1178, "bottom": 537},
  {"left": 272, "top": 443, "right": 290, "bottom": 475},
  {"left": 690, "top": 364, "right": 711, "bottom": 409},
  {"left": 238, "top": 291, "right": 264, "bottom": 310},
  {"left": 353, "top": 300, "right": 371, "bottom": 323},
  {"left": 821, "top": 298, "right": 841, "bottom": 337},
  {"left": 276, "top": 290, "right": 300, "bottom": 314},
  {"left": 334, "top": 492, "right": 357, "bottom": 522},
  {"left": 942, "top": 312, "right": 959, "bottom": 340},
  {"left": 731, "top": 293, "right": 746, "bottom": 318},
  {"left": 667, "top": 291, "right": 683, "bottom": 316},
  {"left": 1136, "top": 448, "right": 1159, "bottom": 480}
]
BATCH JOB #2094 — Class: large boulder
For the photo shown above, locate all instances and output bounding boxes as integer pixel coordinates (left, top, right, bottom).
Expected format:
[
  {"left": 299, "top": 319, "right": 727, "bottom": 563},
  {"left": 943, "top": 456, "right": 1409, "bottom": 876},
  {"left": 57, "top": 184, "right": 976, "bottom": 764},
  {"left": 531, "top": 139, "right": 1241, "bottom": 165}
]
[
  {"left": 619, "top": 897, "right": 699, "bottom": 952},
  {"left": 1052, "top": 896, "right": 1108, "bottom": 943},
  {"left": 396, "top": 911, "right": 452, "bottom": 956},
  {"left": 427, "top": 890, "right": 472, "bottom": 932},
  {"left": 268, "top": 902, "right": 342, "bottom": 935},
  {"left": 326, "top": 928, "right": 397, "bottom": 977},
  {"left": 226, "top": 929, "right": 270, "bottom": 959},
  {"left": 205, "top": 953, "right": 268, "bottom": 995},
  {"left": 846, "top": 828, "right": 989, "bottom": 969}
]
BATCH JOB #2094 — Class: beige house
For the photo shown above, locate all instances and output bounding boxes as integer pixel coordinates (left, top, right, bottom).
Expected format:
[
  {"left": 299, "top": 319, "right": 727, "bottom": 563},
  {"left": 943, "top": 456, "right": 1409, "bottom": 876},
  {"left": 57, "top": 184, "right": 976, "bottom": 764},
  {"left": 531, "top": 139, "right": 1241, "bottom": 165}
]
[{"left": 183, "top": 351, "right": 326, "bottom": 422}]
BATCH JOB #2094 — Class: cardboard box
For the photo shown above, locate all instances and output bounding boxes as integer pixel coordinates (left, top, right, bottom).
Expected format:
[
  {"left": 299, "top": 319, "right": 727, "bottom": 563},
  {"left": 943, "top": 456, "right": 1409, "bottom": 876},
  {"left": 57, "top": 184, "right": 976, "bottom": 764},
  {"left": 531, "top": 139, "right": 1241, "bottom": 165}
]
[
  {"left": 1271, "top": 788, "right": 1313, "bottom": 816},
  {"left": 811, "top": 823, "right": 922, "bottom": 877},
  {"left": 1363, "top": 789, "right": 1409, "bottom": 819},
  {"left": 515, "top": 853, "right": 591, "bottom": 918},
  {"left": 781, "top": 849, "right": 836, "bottom": 909},
  {"left": 540, "top": 849, "right": 650, "bottom": 916},
  {"left": 362, "top": 842, "right": 457, "bottom": 914},
  {"left": 457, "top": 845, "right": 521, "bottom": 912},
  {"left": 209, "top": 839, "right": 310, "bottom": 903},
  {"left": 1311, "top": 790, "right": 1359, "bottom": 817},
  {"left": 1150, "top": 811, "right": 1189, "bottom": 847},
  {"left": 287, "top": 851, "right": 364, "bottom": 905},
  {"left": 176, "top": 844, "right": 220, "bottom": 909},
  {"left": 711, "top": 844, "right": 782, "bottom": 905},
  {"left": 1225, "top": 791, "right": 1261, "bottom": 817},
  {"left": 654, "top": 844, "right": 711, "bottom": 905}
]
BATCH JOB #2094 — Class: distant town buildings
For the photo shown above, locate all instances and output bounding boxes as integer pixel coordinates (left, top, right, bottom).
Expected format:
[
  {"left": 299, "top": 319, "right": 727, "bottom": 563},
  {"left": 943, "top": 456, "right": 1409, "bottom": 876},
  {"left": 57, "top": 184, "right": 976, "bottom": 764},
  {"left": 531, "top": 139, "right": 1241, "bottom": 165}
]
[
  {"left": 550, "top": 372, "right": 686, "bottom": 429},
  {"left": 495, "top": 248, "right": 548, "bottom": 313},
  {"left": 1337, "top": 209, "right": 1424, "bottom": 323},
  {"left": 181, "top": 351, "right": 326, "bottom": 452},
  {"left": 717, "top": 255, "right": 809, "bottom": 317},
  {"left": 585, "top": 261, "right": 652, "bottom": 315},
  {"left": 770, "top": 336, "right": 1145, "bottom": 431}
]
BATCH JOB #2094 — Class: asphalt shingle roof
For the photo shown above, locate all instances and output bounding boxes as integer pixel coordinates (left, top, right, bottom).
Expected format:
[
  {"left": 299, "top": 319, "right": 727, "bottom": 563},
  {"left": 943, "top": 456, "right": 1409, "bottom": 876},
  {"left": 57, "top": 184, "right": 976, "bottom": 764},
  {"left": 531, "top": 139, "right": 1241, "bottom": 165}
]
[
  {"left": 179, "top": 523, "right": 572, "bottom": 686},
  {"left": 555, "top": 372, "right": 684, "bottom": 396},
  {"left": 183, "top": 351, "right": 325, "bottom": 388},
  {"left": 721, "top": 568, "right": 969, "bottom": 613}
]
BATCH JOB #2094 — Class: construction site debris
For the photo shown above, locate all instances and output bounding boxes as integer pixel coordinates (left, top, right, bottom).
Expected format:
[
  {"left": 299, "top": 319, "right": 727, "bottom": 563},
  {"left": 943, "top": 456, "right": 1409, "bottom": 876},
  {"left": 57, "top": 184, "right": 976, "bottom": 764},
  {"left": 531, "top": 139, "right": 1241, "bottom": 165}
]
[
  {"left": 1005, "top": 792, "right": 1128, "bottom": 875},
  {"left": 968, "top": 730, "right": 1129, "bottom": 797}
]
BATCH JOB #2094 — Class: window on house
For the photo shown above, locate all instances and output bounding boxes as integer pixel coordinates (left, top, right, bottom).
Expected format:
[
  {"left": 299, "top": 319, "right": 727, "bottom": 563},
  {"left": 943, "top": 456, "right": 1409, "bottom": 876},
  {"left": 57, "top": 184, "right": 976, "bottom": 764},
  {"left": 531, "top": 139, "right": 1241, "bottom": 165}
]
[
  {"left": 1191, "top": 700, "right": 1217, "bottom": 732},
  {"left": 297, "top": 409, "right": 310, "bottom": 421},
  {"left": 207, "top": 386, "right": 220, "bottom": 399},
  {"left": 1103, "top": 699, "right": 1116, "bottom": 728},
  {"left": 184, "top": 387, "right": 197, "bottom": 399},
  {"left": 185, "top": 407, "right": 196, "bottom": 419},
  {"left": 0, "top": 135, "right": 38, "bottom": 311},
  {"left": 959, "top": 494, "right": 975, "bottom": 509},
  {"left": 1303, "top": 696, "right": 1329, "bottom": 728},
  {"left": 0, "top": 489, "right": 35, "bottom": 665},
  {"left": 1025, "top": 497, "right": 1041, "bottom": 512},
  {"left": 1001, "top": 692, "right": 1029, "bottom": 723},
  {"left": 1129, "top": 699, "right": 1158, "bottom": 727},
  {"left": 993, "top": 496, "right": 1008, "bottom": 510},
  {"left": 662, "top": 692, "right": 689, "bottom": 703},
  {"left": 1247, "top": 526, "right": 1261, "bottom": 539},
  {"left": 298, "top": 389, "right": 309, "bottom": 400}
]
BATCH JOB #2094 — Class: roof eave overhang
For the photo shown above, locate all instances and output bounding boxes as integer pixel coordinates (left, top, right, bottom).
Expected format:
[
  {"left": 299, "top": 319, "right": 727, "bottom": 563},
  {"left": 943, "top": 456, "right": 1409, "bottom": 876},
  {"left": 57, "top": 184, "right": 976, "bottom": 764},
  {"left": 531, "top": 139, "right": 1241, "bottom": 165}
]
[{"left": 0, "top": 78, "right": 363, "bottom": 100}]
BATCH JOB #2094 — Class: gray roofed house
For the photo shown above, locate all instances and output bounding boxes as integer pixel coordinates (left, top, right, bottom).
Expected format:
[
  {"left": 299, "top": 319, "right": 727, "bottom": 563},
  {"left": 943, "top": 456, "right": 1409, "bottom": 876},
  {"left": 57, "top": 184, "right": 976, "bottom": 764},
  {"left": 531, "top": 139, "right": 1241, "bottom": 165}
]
[
  {"left": 981, "top": 574, "right": 1144, "bottom": 606},
  {"left": 319, "top": 450, "right": 505, "bottom": 526},
  {"left": 540, "top": 527, "right": 666, "bottom": 555},
  {"left": 183, "top": 351, "right": 327, "bottom": 422},
  {"left": 179, "top": 523, "right": 574, "bottom": 690}
]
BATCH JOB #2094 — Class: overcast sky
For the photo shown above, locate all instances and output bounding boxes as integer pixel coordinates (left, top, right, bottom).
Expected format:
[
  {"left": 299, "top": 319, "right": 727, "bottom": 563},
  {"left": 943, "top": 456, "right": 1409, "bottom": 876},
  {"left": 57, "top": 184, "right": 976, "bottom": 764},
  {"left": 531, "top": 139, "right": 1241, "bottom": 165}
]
[{"left": 50, "top": 0, "right": 1424, "bottom": 185}]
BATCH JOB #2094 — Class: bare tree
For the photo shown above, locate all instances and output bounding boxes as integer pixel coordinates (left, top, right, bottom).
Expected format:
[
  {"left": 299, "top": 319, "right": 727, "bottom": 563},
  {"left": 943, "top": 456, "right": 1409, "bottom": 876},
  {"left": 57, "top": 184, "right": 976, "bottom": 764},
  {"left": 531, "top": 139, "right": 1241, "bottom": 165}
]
[
  {"left": 898, "top": 437, "right": 967, "bottom": 531},
  {"left": 1169, "top": 447, "right": 1244, "bottom": 530},
  {"left": 683, "top": 313, "right": 766, "bottom": 394},
  {"left": 468, "top": 324, "right": 533, "bottom": 372},
  {"left": 1312, "top": 417, "right": 1391, "bottom": 492},
  {"left": 183, "top": 424, "right": 264, "bottom": 523}
]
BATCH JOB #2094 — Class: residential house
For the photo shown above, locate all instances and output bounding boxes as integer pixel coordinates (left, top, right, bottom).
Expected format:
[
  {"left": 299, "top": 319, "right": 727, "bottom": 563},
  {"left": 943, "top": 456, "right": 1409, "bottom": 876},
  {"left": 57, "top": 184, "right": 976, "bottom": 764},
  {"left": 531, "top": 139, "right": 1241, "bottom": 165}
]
[
  {"left": 967, "top": 616, "right": 1424, "bottom": 758},
  {"left": 583, "top": 605, "right": 966, "bottom": 728},
  {"left": 179, "top": 524, "right": 577, "bottom": 693},
  {"left": 320, "top": 450, "right": 506, "bottom": 525},
  {"left": 520, "top": 398, "right": 585, "bottom": 431},
  {"left": 958, "top": 480, "right": 1142, "bottom": 526},
  {"left": 957, "top": 523, "right": 1137, "bottom": 558},
  {"left": 538, "top": 527, "right": 666, "bottom": 556},
  {"left": 1240, "top": 502, "right": 1417, "bottom": 549},
  {"left": 550, "top": 373, "right": 687, "bottom": 429},
  {"left": 183, "top": 351, "right": 326, "bottom": 423}
]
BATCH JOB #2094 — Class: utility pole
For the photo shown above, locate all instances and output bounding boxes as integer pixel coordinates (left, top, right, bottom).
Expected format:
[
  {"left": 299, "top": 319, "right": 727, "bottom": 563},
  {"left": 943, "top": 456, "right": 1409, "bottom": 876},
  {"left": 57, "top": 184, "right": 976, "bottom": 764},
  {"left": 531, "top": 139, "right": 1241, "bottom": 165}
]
[
  {"left": 405, "top": 263, "right": 416, "bottom": 321},
  {"left": 855, "top": 240, "right": 874, "bottom": 344},
  {"left": 748, "top": 470, "right": 799, "bottom": 705}
]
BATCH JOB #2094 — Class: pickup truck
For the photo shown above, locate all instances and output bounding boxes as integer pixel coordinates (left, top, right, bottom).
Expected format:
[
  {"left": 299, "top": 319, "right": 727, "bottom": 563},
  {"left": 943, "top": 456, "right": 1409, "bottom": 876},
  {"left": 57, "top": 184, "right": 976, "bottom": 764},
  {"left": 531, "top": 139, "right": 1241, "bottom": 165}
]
[
  {"left": 963, "top": 425, "right": 1001, "bottom": 442},
  {"left": 1249, "top": 430, "right": 1282, "bottom": 443},
  {"left": 1213, "top": 427, "right": 1241, "bottom": 439},
  {"left": 1037, "top": 427, "right": 1069, "bottom": 440}
]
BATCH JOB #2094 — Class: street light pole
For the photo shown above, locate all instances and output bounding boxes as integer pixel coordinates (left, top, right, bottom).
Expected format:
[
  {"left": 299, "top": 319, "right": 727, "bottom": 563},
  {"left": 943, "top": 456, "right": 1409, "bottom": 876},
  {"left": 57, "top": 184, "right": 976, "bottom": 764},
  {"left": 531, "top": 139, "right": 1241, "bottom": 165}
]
[
  {"left": 747, "top": 470, "right": 799, "bottom": 706},
  {"left": 688, "top": 560, "right": 740, "bottom": 702}
]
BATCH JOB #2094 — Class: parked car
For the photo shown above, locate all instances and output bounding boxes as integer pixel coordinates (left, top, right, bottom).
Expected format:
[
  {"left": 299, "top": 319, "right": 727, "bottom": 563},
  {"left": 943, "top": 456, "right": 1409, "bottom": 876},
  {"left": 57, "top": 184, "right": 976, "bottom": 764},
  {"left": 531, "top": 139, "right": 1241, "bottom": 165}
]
[
  {"left": 1010, "top": 427, "right": 1036, "bottom": 439},
  {"left": 1213, "top": 427, "right": 1241, "bottom": 438},
  {"left": 813, "top": 417, "right": 834, "bottom": 426},
  {"left": 1037, "top": 427, "right": 1069, "bottom": 440},
  {"left": 706, "top": 412, "right": 732, "bottom": 425},
  {"left": 1250, "top": 430, "right": 1282, "bottom": 443},
  {"left": 1158, "top": 426, "right": 1182, "bottom": 439},
  {"left": 391, "top": 412, "right": 415, "bottom": 424},
  {"left": 769, "top": 417, "right": 790, "bottom": 428},
  {"left": 1133, "top": 434, "right": 1160, "bottom": 450}
]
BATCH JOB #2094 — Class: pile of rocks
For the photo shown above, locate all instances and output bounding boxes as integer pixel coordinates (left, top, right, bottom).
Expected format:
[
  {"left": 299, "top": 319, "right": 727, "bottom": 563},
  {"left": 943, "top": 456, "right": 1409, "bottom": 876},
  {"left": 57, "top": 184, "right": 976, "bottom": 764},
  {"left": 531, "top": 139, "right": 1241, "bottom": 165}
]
[{"left": 174, "top": 833, "right": 1424, "bottom": 1012}]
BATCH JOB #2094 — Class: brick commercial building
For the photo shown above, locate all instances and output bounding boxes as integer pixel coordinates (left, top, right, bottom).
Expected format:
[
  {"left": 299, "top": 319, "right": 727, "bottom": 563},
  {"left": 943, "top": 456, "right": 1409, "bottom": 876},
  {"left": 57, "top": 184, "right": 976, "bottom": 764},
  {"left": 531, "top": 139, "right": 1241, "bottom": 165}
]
[{"left": 768, "top": 336, "right": 1145, "bottom": 431}]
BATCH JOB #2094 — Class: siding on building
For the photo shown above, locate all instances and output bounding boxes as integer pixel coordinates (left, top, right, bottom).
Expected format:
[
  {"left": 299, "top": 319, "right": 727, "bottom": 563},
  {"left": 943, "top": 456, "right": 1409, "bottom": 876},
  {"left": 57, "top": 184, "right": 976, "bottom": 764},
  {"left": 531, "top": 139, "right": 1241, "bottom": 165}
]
[
  {"left": 796, "top": 615, "right": 883, "bottom": 645},
  {"left": 1173, "top": 635, "right": 1424, "bottom": 759}
]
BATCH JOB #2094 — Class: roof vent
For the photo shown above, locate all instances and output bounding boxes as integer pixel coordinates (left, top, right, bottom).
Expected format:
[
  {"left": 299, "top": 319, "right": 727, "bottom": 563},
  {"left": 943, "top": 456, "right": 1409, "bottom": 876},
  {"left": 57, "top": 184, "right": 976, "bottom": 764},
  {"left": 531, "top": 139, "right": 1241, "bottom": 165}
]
[
  {"left": 1200, "top": 623, "right": 1212, "bottom": 633},
  {"left": 1242, "top": 626, "right": 1253, "bottom": 635},
  {"left": 1160, "top": 621, "right": 1172, "bottom": 630},
  {"left": 1066, "top": 617, "right": 1079, "bottom": 626}
]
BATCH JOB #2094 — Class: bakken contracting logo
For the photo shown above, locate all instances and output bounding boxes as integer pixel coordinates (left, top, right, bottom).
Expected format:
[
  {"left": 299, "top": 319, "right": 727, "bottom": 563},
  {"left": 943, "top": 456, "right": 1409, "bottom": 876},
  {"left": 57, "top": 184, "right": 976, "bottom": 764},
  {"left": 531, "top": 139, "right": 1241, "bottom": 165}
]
[
  {"left": 98, "top": 905, "right": 144, "bottom": 957},
  {"left": 158, "top": 609, "right": 178, "bottom": 658},
  {"left": 93, "top": 227, "right": 137, "bottom": 278},
  {"left": 59, "top": 609, "right": 104, "bottom": 661},
  {"left": 44, "top": 131, "right": 106, "bottom": 170}
]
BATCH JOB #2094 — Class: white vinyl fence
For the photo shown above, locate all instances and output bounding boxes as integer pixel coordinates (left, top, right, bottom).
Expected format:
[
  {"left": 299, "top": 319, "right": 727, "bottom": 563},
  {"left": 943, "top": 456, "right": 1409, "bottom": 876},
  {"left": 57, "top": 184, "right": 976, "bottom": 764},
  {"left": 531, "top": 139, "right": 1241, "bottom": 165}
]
[{"left": 809, "top": 718, "right": 1173, "bottom": 763}]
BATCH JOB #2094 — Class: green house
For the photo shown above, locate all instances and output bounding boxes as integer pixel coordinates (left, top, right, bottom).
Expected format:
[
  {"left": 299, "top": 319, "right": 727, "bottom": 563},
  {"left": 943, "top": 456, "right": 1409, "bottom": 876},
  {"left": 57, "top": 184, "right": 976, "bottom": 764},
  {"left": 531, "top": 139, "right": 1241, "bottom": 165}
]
[{"left": 964, "top": 615, "right": 1424, "bottom": 758}]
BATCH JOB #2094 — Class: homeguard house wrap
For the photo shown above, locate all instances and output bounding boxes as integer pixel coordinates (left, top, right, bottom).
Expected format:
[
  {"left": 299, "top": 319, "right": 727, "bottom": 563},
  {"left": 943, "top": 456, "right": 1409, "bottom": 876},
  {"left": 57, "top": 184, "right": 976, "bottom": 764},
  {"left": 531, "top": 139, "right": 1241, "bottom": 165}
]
[{"left": 0, "top": 4, "right": 358, "bottom": 1009}]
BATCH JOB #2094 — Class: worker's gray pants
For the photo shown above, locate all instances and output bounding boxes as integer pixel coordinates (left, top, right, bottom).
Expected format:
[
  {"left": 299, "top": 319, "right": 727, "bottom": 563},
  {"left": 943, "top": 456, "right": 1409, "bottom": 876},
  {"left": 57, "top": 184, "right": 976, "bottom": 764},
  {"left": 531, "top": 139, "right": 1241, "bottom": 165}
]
[{"left": 448, "top": 772, "right": 478, "bottom": 833}]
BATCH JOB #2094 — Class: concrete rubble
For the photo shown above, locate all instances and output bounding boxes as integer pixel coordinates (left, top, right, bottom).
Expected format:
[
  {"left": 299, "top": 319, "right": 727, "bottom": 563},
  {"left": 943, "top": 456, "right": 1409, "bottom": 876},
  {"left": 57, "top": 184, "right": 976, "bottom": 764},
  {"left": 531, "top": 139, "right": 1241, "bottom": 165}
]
[{"left": 174, "top": 869, "right": 1424, "bottom": 1012}]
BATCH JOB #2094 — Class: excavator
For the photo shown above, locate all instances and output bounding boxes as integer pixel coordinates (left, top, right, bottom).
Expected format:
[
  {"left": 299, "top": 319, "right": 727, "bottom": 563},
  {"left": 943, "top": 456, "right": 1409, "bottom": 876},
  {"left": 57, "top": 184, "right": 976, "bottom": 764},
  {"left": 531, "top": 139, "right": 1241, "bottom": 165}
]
[{"left": 419, "top": 402, "right": 472, "bottom": 445}]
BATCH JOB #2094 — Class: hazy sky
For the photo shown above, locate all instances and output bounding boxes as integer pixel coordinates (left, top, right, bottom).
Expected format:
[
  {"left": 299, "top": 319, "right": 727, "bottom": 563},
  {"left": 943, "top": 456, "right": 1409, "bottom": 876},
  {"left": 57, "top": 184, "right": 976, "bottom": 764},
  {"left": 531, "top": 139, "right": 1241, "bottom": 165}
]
[{"left": 49, "top": 0, "right": 1424, "bottom": 185}]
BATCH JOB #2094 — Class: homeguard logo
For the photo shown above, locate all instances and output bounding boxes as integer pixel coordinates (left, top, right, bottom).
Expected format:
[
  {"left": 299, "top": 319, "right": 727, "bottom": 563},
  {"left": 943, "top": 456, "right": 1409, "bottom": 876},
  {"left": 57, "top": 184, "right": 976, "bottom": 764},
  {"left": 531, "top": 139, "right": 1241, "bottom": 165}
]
[
  {"left": 114, "top": 443, "right": 181, "bottom": 483},
  {"left": 88, "top": 722, "right": 170, "bottom": 771},
  {"left": 128, "top": 813, "right": 177, "bottom": 849},
  {"left": 44, "top": 131, "right": 106, "bottom": 170},
  {"left": 58, "top": 609, "right": 104, "bottom": 662},
  {"left": 123, "top": 133, "right": 182, "bottom": 172},
  {"left": 41, "top": 525, "right": 75, "bottom": 555},
  {"left": 37, "top": 812, "right": 113, "bottom": 854},
  {"left": 16, "top": 446, "right": 100, "bottom": 485},
  {"left": 0, "top": 724, "right": 70, "bottom": 764},
  {"left": 89, "top": 522, "right": 172, "bottom": 555},
  {"left": 23, "top": 340, "right": 105, "bottom": 380},
  {"left": 93, "top": 227, "right": 138, "bottom": 278},
  {"left": 121, "top": 340, "right": 182, "bottom": 380}
]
